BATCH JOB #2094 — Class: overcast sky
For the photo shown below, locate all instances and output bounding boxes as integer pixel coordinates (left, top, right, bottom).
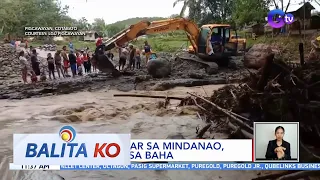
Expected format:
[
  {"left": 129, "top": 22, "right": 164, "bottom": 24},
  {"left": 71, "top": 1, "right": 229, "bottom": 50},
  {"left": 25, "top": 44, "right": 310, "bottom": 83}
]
[
  {"left": 60, "top": 0, "right": 184, "bottom": 24},
  {"left": 60, "top": 0, "right": 320, "bottom": 24}
]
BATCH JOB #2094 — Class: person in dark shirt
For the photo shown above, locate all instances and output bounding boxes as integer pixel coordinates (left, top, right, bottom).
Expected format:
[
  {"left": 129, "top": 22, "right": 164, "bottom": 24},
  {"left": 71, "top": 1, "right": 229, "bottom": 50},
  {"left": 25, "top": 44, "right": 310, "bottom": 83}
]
[
  {"left": 265, "top": 126, "right": 291, "bottom": 160},
  {"left": 106, "top": 51, "right": 114, "bottom": 61},
  {"left": 47, "top": 53, "right": 55, "bottom": 80},
  {"left": 144, "top": 41, "right": 151, "bottom": 65},
  {"left": 128, "top": 44, "right": 136, "bottom": 70},
  {"left": 211, "top": 32, "right": 223, "bottom": 53},
  {"left": 68, "top": 50, "right": 77, "bottom": 77},
  {"left": 211, "top": 32, "right": 222, "bottom": 43},
  {"left": 87, "top": 53, "right": 92, "bottom": 73},
  {"left": 31, "top": 49, "right": 40, "bottom": 75}
]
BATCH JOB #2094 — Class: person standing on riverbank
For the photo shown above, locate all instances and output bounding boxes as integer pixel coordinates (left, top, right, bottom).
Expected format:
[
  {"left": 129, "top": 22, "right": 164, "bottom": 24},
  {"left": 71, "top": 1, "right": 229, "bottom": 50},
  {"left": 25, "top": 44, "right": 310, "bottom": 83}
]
[
  {"left": 119, "top": 46, "right": 128, "bottom": 71},
  {"left": 68, "top": 50, "right": 77, "bottom": 77},
  {"left": 135, "top": 48, "right": 141, "bottom": 69},
  {"left": 61, "top": 46, "right": 69, "bottom": 75},
  {"left": 96, "top": 35, "right": 103, "bottom": 47},
  {"left": 15, "top": 40, "right": 20, "bottom": 52},
  {"left": 47, "top": 53, "right": 56, "bottom": 80},
  {"left": 25, "top": 40, "right": 28, "bottom": 49},
  {"left": 144, "top": 41, "right": 151, "bottom": 65},
  {"left": 128, "top": 44, "right": 136, "bottom": 70},
  {"left": 76, "top": 52, "right": 83, "bottom": 74},
  {"left": 19, "top": 51, "right": 29, "bottom": 84},
  {"left": 54, "top": 50, "right": 65, "bottom": 78},
  {"left": 83, "top": 52, "right": 89, "bottom": 73},
  {"left": 91, "top": 54, "right": 97, "bottom": 72},
  {"left": 69, "top": 41, "right": 74, "bottom": 51},
  {"left": 30, "top": 49, "right": 40, "bottom": 76},
  {"left": 87, "top": 53, "right": 92, "bottom": 73}
]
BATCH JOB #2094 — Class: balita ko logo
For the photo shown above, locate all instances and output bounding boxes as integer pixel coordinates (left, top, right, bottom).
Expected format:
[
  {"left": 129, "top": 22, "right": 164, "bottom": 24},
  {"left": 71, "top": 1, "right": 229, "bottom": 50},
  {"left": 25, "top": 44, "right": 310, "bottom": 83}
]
[
  {"left": 25, "top": 125, "right": 121, "bottom": 158},
  {"left": 267, "top": 9, "right": 294, "bottom": 28}
]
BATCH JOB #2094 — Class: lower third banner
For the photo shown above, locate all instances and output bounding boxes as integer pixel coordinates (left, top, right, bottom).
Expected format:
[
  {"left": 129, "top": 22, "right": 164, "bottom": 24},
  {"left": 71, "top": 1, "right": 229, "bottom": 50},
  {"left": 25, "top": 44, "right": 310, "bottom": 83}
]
[{"left": 10, "top": 163, "right": 320, "bottom": 170}]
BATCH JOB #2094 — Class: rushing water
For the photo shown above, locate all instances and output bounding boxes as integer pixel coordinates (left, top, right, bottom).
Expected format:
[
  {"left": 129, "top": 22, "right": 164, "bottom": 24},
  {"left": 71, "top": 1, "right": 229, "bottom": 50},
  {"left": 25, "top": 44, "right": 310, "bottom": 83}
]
[
  {"left": 1, "top": 41, "right": 265, "bottom": 180},
  {"left": 0, "top": 48, "right": 261, "bottom": 179},
  {"left": 0, "top": 85, "right": 263, "bottom": 180}
]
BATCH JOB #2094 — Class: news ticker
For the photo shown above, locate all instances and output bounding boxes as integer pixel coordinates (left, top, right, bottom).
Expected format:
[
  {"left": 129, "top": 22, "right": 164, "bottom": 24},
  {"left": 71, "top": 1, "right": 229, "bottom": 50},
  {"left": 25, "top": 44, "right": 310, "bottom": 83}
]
[{"left": 9, "top": 163, "right": 320, "bottom": 171}]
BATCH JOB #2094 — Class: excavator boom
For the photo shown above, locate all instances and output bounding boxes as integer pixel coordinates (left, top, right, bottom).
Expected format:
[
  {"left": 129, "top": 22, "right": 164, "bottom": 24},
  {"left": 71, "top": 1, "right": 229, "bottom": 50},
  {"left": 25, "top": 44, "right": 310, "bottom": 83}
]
[
  {"left": 140, "top": 18, "right": 199, "bottom": 52},
  {"left": 103, "top": 20, "right": 151, "bottom": 50},
  {"left": 103, "top": 18, "right": 199, "bottom": 52}
]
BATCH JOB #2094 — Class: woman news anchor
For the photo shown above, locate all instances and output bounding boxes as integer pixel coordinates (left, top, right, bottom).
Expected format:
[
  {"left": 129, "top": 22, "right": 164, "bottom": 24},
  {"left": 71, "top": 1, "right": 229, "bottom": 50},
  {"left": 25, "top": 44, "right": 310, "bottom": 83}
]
[{"left": 265, "top": 126, "right": 291, "bottom": 160}]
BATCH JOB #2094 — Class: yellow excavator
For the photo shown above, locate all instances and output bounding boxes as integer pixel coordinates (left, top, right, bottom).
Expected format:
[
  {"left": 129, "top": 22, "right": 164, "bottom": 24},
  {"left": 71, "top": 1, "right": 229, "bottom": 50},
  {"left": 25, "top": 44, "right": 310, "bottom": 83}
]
[{"left": 96, "top": 18, "right": 246, "bottom": 74}]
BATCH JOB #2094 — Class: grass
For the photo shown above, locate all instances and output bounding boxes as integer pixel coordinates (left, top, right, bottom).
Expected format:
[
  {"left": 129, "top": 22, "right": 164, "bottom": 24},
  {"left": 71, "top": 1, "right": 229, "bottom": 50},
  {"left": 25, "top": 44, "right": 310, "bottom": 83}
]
[
  {"left": 29, "top": 40, "right": 97, "bottom": 52},
  {"left": 245, "top": 35, "right": 313, "bottom": 62},
  {"left": 132, "top": 35, "right": 189, "bottom": 52},
  {"left": 28, "top": 33, "right": 312, "bottom": 62},
  {"left": 28, "top": 35, "right": 189, "bottom": 53}
]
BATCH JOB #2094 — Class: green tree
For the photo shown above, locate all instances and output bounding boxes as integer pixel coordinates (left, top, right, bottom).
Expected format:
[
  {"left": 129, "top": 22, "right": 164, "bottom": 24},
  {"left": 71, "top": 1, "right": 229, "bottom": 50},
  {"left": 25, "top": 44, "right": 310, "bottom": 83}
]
[
  {"left": 106, "top": 25, "right": 122, "bottom": 37},
  {"left": 76, "top": 17, "right": 91, "bottom": 31},
  {"left": 232, "top": 0, "right": 270, "bottom": 27},
  {"left": 173, "top": 0, "right": 190, "bottom": 17},
  {"left": 173, "top": 0, "right": 236, "bottom": 25},
  {"left": 92, "top": 18, "right": 108, "bottom": 36},
  {"left": 0, "top": 0, "right": 73, "bottom": 36}
]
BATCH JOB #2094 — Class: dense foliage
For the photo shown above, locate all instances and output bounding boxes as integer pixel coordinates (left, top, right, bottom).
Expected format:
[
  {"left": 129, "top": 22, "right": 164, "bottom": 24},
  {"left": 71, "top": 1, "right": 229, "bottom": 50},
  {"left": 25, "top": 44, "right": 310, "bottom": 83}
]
[
  {"left": 0, "top": 0, "right": 72, "bottom": 37},
  {"left": 174, "top": 0, "right": 270, "bottom": 27},
  {"left": 1, "top": 0, "right": 319, "bottom": 38}
]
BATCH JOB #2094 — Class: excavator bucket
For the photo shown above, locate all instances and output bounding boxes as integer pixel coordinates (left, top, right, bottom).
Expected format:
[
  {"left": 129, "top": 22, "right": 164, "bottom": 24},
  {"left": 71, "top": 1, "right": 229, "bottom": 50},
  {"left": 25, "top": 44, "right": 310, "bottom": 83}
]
[{"left": 94, "top": 45, "right": 121, "bottom": 77}]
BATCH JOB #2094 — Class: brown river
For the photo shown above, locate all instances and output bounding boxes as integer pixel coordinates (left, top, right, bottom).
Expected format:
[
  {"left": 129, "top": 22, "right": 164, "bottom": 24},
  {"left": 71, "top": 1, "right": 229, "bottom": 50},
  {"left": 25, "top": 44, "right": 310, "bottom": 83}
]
[
  {"left": 0, "top": 85, "right": 263, "bottom": 180},
  {"left": 0, "top": 49, "right": 261, "bottom": 179}
]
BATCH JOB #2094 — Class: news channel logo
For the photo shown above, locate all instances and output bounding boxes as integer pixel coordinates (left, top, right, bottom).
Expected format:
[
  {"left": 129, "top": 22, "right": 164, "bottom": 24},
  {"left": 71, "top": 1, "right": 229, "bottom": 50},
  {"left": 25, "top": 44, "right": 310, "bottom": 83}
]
[
  {"left": 59, "top": 125, "right": 76, "bottom": 142},
  {"left": 267, "top": 9, "right": 294, "bottom": 28}
]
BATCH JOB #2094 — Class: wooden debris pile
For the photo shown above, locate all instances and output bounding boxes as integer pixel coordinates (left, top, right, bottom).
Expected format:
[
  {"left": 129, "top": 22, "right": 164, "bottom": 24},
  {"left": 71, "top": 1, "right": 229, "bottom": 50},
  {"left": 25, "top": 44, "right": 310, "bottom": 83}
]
[{"left": 180, "top": 54, "right": 320, "bottom": 162}]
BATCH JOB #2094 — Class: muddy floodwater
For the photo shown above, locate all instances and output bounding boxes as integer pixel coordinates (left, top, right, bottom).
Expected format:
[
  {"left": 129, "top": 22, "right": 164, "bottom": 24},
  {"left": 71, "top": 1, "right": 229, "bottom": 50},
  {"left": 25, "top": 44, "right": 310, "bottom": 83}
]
[{"left": 0, "top": 85, "right": 261, "bottom": 180}]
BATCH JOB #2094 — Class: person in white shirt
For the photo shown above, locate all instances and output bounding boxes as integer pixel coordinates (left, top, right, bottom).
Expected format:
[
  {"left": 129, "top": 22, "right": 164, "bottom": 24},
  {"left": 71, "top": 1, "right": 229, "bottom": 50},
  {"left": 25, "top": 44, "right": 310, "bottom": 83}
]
[
  {"left": 15, "top": 40, "right": 21, "bottom": 52},
  {"left": 19, "top": 51, "right": 29, "bottom": 84},
  {"left": 119, "top": 47, "right": 129, "bottom": 70},
  {"left": 115, "top": 43, "right": 129, "bottom": 70},
  {"left": 208, "top": 41, "right": 214, "bottom": 55}
]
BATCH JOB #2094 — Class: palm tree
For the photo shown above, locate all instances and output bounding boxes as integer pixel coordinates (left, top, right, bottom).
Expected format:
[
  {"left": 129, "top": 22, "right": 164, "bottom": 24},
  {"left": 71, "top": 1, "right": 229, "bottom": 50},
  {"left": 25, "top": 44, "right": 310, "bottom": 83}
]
[
  {"left": 173, "top": 0, "right": 189, "bottom": 17},
  {"left": 313, "top": 0, "right": 320, "bottom": 6}
]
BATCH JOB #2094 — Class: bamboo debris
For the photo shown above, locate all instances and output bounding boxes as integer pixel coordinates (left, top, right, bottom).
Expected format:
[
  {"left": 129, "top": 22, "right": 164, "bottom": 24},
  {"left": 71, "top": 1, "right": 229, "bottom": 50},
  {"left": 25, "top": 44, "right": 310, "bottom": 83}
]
[
  {"left": 113, "top": 94, "right": 184, "bottom": 100},
  {"left": 187, "top": 92, "right": 253, "bottom": 132}
]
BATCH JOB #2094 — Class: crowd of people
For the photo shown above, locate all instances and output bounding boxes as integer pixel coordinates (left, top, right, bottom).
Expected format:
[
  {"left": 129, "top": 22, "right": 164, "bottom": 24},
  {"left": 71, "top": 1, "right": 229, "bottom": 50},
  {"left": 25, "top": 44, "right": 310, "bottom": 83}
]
[
  {"left": 18, "top": 44, "right": 97, "bottom": 84},
  {"left": 116, "top": 40, "right": 153, "bottom": 71},
  {"left": 17, "top": 37, "right": 154, "bottom": 84}
]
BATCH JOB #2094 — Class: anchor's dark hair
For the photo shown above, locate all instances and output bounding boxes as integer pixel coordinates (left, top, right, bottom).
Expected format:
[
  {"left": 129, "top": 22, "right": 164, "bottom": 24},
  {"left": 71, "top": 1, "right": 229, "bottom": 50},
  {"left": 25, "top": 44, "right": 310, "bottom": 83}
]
[{"left": 275, "top": 126, "right": 285, "bottom": 133}]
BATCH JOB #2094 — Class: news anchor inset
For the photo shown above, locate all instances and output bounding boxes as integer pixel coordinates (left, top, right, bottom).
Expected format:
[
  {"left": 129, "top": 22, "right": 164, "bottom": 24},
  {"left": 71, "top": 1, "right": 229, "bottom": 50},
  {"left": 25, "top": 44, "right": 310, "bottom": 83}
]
[{"left": 265, "top": 126, "right": 291, "bottom": 160}]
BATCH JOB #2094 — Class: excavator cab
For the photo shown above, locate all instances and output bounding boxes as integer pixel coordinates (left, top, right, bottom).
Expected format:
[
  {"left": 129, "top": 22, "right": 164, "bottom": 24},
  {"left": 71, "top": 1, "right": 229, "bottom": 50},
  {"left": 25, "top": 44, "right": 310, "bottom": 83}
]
[
  {"left": 193, "top": 24, "right": 240, "bottom": 66},
  {"left": 198, "top": 24, "right": 237, "bottom": 55}
]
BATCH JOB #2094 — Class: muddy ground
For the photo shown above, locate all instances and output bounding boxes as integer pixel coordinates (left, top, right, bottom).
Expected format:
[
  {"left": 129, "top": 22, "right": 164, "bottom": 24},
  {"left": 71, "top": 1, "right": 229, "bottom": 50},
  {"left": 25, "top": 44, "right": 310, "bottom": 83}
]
[{"left": 0, "top": 48, "right": 251, "bottom": 100}]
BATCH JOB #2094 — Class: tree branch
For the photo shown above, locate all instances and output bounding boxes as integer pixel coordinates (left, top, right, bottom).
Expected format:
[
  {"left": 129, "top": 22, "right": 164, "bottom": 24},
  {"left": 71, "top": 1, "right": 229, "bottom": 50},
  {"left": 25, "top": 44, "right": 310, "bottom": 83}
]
[
  {"left": 284, "top": 0, "right": 291, "bottom": 13},
  {"left": 273, "top": 0, "right": 279, "bottom": 9}
]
